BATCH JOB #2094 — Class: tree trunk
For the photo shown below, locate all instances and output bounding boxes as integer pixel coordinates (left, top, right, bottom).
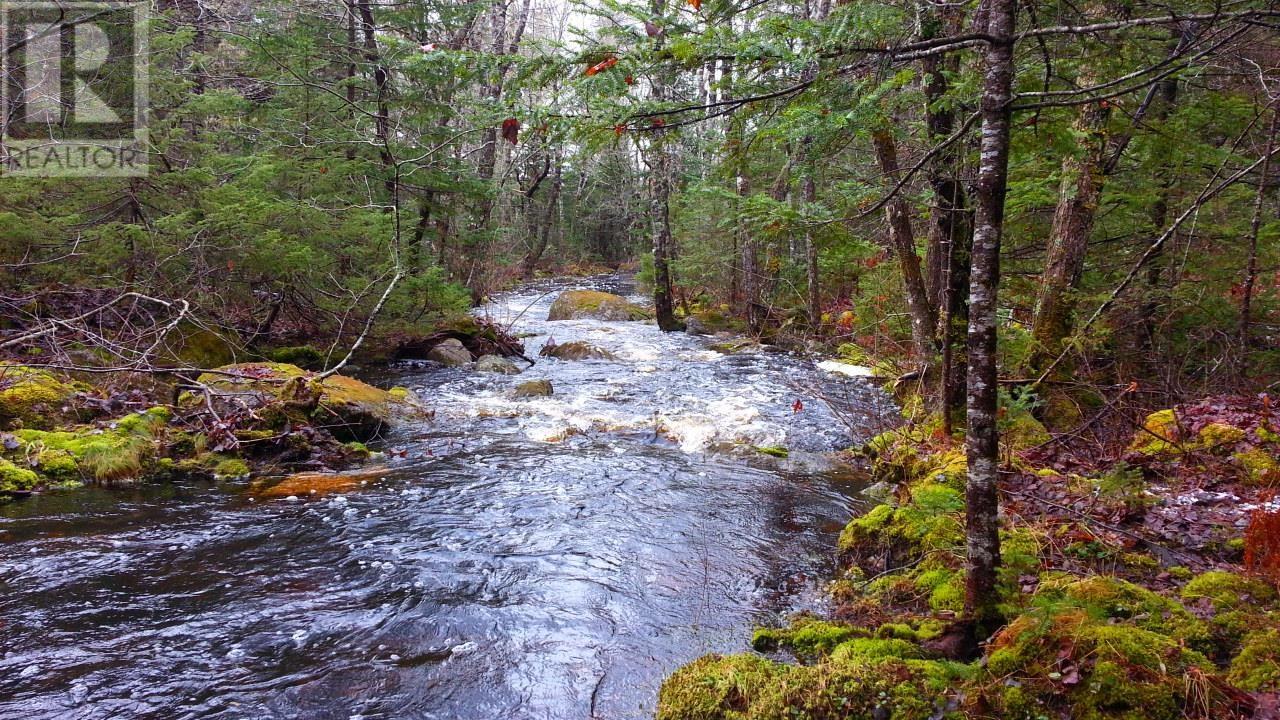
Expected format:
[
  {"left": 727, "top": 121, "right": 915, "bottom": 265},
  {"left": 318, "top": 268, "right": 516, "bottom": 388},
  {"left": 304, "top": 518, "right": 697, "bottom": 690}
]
[
  {"left": 802, "top": 155, "right": 820, "bottom": 329},
  {"left": 871, "top": 130, "right": 938, "bottom": 362},
  {"left": 648, "top": 0, "right": 679, "bottom": 332},
  {"left": 1029, "top": 77, "right": 1110, "bottom": 374},
  {"left": 964, "top": 0, "right": 1016, "bottom": 637},
  {"left": 522, "top": 161, "right": 562, "bottom": 280},
  {"left": 1238, "top": 103, "right": 1278, "bottom": 376},
  {"left": 919, "top": 0, "right": 972, "bottom": 425}
]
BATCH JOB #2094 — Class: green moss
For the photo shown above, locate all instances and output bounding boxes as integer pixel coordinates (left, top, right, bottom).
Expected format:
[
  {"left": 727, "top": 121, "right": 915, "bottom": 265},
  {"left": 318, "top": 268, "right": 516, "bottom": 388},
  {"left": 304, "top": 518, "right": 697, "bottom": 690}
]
[
  {"left": 266, "top": 345, "right": 324, "bottom": 370},
  {"left": 213, "top": 457, "right": 250, "bottom": 478},
  {"left": 984, "top": 608, "right": 1216, "bottom": 720},
  {"left": 755, "top": 446, "right": 789, "bottom": 458},
  {"left": 1198, "top": 422, "right": 1246, "bottom": 449},
  {"left": 11, "top": 407, "right": 169, "bottom": 483},
  {"left": 1131, "top": 408, "right": 1180, "bottom": 455},
  {"left": 1233, "top": 447, "right": 1279, "bottom": 486},
  {"left": 829, "top": 637, "right": 921, "bottom": 661},
  {"left": 751, "top": 617, "right": 863, "bottom": 657},
  {"left": 0, "top": 363, "right": 84, "bottom": 429},
  {"left": 0, "top": 457, "right": 39, "bottom": 493},
  {"left": 1035, "top": 575, "right": 1212, "bottom": 653},
  {"left": 1181, "top": 570, "right": 1278, "bottom": 611},
  {"left": 1227, "top": 628, "right": 1280, "bottom": 691},
  {"left": 657, "top": 652, "right": 971, "bottom": 720}
]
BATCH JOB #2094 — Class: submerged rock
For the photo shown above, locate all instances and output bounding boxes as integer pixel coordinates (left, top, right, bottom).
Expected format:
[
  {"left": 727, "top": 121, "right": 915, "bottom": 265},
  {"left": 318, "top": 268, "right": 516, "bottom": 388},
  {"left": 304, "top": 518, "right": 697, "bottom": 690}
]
[
  {"left": 475, "top": 355, "right": 522, "bottom": 374},
  {"left": 253, "top": 465, "right": 389, "bottom": 498},
  {"left": 426, "top": 338, "right": 472, "bottom": 367},
  {"left": 540, "top": 340, "right": 617, "bottom": 361},
  {"left": 547, "top": 290, "right": 652, "bottom": 321},
  {"left": 514, "top": 379, "right": 553, "bottom": 398}
]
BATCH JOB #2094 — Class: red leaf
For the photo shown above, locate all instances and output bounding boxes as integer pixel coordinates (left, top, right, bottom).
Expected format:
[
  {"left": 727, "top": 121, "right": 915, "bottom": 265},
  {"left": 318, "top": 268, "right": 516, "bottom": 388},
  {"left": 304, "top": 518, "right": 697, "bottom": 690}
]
[
  {"left": 585, "top": 56, "right": 618, "bottom": 76},
  {"left": 614, "top": 124, "right": 626, "bottom": 137},
  {"left": 501, "top": 118, "right": 520, "bottom": 145},
  {"left": 792, "top": 399, "right": 804, "bottom": 413},
  {"left": 688, "top": 0, "right": 701, "bottom": 9},
  {"left": 651, "top": 118, "right": 665, "bottom": 128},
  {"left": 624, "top": 75, "right": 635, "bottom": 85},
  {"left": 644, "top": 21, "right": 661, "bottom": 37}
]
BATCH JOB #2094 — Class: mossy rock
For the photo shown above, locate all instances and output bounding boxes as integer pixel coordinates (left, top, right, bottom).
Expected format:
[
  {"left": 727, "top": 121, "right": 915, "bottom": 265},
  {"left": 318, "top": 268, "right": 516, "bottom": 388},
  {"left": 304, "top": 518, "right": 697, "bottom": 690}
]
[
  {"left": 1130, "top": 409, "right": 1182, "bottom": 455},
  {"left": 1180, "top": 570, "right": 1277, "bottom": 611},
  {"left": 0, "top": 456, "right": 40, "bottom": 494},
  {"left": 195, "top": 363, "right": 423, "bottom": 442},
  {"left": 657, "top": 652, "right": 971, "bottom": 720},
  {"left": 751, "top": 617, "right": 864, "bottom": 657},
  {"left": 1233, "top": 447, "right": 1280, "bottom": 486},
  {"left": 838, "top": 483, "right": 964, "bottom": 572},
  {"left": 6, "top": 407, "right": 170, "bottom": 484},
  {"left": 547, "top": 290, "right": 652, "bottom": 322},
  {"left": 1227, "top": 628, "right": 1280, "bottom": 691},
  {"left": 266, "top": 345, "right": 325, "bottom": 370},
  {"left": 1034, "top": 575, "right": 1212, "bottom": 653},
  {"left": 0, "top": 363, "right": 87, "bottom": 430},
  {"left": 158, "top": 324, "right": 241, "bottom": 368},
  {"left": 513, "top": 379, "right": 553, "bottom": 398},
  {"left": 984, "top": 608, "right": 1218, "bottom": 720}
]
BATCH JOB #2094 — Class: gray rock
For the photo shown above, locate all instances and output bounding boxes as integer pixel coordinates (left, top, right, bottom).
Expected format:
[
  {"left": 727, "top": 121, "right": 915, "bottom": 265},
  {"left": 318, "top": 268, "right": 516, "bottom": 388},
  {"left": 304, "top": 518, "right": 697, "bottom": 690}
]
[
  {"left": 684, "top": 316, "right": 710, "bottom": 335},
  {"left": 861, "top": 481, "right": 897, "bottom": 505},
  {"left": 475, "top": 355, "right": 521, "bottom": 375},
  {"left": 540, "top": 340, "right": 617, "bottom": 361},
  {"left": 426, "top": 338, "right": 471, "bottom": 367},
  {"left": 514, "top": 379, "right": 554, "bottom": 398}
]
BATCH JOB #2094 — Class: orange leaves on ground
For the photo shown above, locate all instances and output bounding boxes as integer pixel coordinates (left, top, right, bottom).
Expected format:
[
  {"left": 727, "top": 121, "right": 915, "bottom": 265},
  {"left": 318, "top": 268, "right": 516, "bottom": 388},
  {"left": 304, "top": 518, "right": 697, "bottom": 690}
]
[
  {"left": 501, "top": 118, "right": 520, "bottom": 144},
  {"left": 1245, "top": 502, "right": 1280, "bottom": 585},
  {"left": 687, "top": 0, "right": 701, "bottom": 10},
  {"left": 585, "top": 56, "right": 618, "bottom": 76}
]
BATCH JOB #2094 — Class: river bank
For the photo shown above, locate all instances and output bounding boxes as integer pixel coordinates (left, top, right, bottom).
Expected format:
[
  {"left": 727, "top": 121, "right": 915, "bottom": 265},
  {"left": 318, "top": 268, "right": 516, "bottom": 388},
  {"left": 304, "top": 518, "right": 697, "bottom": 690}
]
[
  {"left": 656, "top": 393, "right": 1280, "bottom": 719},
  {"left": 0, "top": 276, "right": 895, "bottom": 719}
]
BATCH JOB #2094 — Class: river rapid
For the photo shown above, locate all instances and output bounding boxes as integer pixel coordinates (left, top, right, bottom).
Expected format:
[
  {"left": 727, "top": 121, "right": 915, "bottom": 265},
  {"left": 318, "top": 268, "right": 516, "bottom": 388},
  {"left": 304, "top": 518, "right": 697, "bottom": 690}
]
[{"left": 0, "top": 276, "right": 895, "bottom": 720}]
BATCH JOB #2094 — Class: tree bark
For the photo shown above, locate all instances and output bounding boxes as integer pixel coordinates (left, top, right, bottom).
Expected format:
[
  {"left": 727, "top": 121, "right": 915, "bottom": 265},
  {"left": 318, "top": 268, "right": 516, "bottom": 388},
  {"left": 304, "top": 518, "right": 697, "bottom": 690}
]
[
  {"left": 1238, "top": 103, "right": 1278, "bottom": 376},
  {"left": 964, "top": 0, "right": 1016, "bottom": 637},
  {"left": 802, "top": 153, "right": 820, "bottom": 329},
  {"left": 522, "top": 160, "right": 562, "bottom": 280},
  {"left": 871, "top": 130, "right": 938, "bottom": 362},
  {"left": 1029, "top": 74, "right": 1110, "bottom": 374},
  {"left": 648, "top": 0, "right": 679, "bottom": 332}
]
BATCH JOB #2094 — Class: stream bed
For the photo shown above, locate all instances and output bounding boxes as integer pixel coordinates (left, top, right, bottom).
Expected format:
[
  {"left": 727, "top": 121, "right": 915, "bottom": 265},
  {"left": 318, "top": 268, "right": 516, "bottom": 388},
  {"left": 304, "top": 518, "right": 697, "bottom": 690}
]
[{"left": 0, "top": 276, "right": 895, "bottom": 720}]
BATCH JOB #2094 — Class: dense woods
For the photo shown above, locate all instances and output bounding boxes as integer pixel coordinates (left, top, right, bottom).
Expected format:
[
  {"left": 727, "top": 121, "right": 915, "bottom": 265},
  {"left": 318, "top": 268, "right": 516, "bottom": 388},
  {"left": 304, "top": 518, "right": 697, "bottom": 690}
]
[{"left": 4, "top": 0, "right": 1280, "bottom": 717}]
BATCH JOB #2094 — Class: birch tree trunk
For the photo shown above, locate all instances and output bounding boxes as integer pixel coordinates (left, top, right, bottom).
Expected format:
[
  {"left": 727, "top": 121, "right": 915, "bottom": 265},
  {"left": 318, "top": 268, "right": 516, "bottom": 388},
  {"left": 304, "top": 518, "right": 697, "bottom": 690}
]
[{"left": 965, "top": 0, "right": 1016, "bottom": 636}]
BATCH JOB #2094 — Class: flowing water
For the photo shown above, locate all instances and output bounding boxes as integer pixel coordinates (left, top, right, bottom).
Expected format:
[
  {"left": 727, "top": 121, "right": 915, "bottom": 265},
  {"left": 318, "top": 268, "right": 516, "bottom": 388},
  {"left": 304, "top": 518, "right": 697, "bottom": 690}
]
[{"left": 0, "top": 276, "right": 896, "bottom": 720}]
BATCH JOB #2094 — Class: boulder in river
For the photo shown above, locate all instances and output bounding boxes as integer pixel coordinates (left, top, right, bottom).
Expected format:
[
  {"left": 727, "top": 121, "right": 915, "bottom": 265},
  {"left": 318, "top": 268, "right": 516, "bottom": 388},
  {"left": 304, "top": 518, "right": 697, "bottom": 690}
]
[
  {"left": 547, "top": 290, "right": 652, "bottom": 322},
  {"left": 514, "top": 379, "right": 553, "bottom": 398},
  {"left": 475, "top": 355, "right": 522, "bottom": 375},
  {"left": 195, "top": 363, "right": 423, "bottom": 441},
  {"left": 427, "top": 338, "right": 472, "bottom": 367},
  {"left": 540, "top": 340, "right": 617, "bottom": 361}
]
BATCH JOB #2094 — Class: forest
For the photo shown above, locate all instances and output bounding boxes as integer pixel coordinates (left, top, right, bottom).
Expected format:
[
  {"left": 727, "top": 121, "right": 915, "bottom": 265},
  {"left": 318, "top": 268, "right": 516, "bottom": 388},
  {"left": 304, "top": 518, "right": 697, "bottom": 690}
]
[{"left": 2, "top": 0, "right": 1280, "bottom": 717}]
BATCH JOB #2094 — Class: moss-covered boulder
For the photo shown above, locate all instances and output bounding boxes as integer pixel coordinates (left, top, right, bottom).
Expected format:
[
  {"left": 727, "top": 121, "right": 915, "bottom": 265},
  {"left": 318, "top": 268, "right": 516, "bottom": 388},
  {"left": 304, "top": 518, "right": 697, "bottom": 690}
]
[
  {"left": 0, "top": 456, "right": 40, "bottom": 493},
  {"left": 1227, "top": 628, "right": 1280, "bottom": 691},
  {"left": 266, "top": 345, "right": 325, "bottom": 370},
  {"left": 195, "top": 363, "right": 422, "bottom": 441},
  {"left": 0, "top": 363, "right": 87, "bottom": 429},
  {"left": 982, "top": 607, "right": 1221, "bottom": 720},
  {"left": 539, "top": 340, "right": 617, "bottom": 361},
  {"left": 657, "top": 650, "right": 972, "bottom": 720},
  {"left": 4, "top": 406, "right": 171, "bottom": 487},
  {"left": 547, "top": 290, "right": 652, "bottom": 321}
]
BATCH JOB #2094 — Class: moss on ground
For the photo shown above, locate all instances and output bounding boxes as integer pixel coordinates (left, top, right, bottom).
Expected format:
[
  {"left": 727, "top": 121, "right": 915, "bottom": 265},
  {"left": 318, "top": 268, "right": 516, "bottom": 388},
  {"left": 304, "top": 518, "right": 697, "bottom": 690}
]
[{"left": 0, "top": 363, "right": 86, "bottom": 429}]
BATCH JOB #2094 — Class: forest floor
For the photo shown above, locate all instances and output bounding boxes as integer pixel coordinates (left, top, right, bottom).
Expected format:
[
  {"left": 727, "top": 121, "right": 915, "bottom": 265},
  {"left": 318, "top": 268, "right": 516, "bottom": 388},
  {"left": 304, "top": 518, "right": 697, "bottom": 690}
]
[{"left": 657, "top": 386, "right": 1280, "bottom": 720}]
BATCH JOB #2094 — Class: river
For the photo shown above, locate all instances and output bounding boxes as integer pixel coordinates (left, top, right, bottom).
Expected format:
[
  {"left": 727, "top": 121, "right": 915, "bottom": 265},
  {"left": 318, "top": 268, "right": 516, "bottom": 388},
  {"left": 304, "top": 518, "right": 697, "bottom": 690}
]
[{"left": 0, "top": 276, "right": 895, "bottom": 720}]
